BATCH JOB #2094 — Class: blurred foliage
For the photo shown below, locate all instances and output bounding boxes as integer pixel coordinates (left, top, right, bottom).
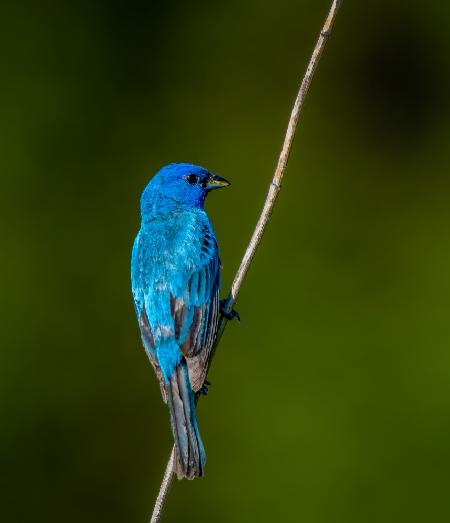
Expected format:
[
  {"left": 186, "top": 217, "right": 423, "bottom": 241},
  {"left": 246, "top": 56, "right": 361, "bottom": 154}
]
[{"left": 1, "top": 0, "right": 450, "bottom": 522}]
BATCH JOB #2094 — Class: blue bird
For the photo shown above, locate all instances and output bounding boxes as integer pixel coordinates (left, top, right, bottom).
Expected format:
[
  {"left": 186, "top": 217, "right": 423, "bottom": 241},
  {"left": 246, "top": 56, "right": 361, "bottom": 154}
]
[{"left": 131, "top": 163, "right": 230, "bottom": 479}]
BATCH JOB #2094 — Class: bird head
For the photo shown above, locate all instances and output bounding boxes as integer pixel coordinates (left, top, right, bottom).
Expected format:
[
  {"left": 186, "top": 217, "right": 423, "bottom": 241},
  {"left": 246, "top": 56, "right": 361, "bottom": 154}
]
[{"left": 141, "top": 163, "right": 230, "bottom": 215}]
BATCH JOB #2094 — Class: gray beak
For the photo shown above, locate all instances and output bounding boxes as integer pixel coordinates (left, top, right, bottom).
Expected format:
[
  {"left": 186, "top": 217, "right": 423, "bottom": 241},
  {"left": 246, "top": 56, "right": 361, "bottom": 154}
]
[{"left": 206, "top": 174, "right": 231, "bottom": 190}]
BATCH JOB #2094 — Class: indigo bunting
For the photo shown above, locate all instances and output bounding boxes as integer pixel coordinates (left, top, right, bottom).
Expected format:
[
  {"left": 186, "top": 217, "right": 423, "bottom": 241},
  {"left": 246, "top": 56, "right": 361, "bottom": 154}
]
[{"left": 131, "top": 163, "right": 230, "bottom": 479}]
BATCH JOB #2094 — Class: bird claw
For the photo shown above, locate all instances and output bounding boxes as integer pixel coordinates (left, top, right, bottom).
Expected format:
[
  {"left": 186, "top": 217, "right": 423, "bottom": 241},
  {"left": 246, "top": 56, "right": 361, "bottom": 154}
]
[
  {"left": 220, "top": 300, "right": 241, "bottom": 322},
  {"left": 197, "top": 381, "right": 210, "bottom": 396},
  {"left": 224, "top": 309, "right": 241, "bottom": 322}
]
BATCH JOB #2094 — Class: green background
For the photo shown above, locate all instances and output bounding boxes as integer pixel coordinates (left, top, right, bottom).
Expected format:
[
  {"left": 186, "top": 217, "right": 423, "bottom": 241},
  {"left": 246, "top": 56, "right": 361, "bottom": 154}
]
[{"left": 2, "top": 1, "right": 450, "bottom": 521}]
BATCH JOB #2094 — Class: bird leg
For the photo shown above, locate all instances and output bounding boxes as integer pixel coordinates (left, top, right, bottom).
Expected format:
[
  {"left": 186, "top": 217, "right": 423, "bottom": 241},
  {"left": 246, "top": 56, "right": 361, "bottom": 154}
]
[
  {"left": 220, "top": 299, "right": 241, "bottom": 322},
  {"left": 197, "top": 380, "right": 211, "bottom": 396}
]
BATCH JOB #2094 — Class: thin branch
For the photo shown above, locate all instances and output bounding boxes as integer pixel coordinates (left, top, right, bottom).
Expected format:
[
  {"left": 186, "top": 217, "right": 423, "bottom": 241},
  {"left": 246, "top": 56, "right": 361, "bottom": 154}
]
[
  {"left": 150, "top": 449, "right": 175, "bottom": 523},
  {"left": 149, "top": 1, "right": 341, "bottom": 521}
]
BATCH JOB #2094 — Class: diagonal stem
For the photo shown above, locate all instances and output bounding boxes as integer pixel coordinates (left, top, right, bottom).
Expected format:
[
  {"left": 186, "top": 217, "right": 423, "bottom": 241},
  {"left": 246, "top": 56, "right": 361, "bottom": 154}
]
[
  {"left": 149, "top": 1, "right": 341, "bottom": 521},
  {"left": 150, "top": 449, "right": 175, "bottom": 523}
]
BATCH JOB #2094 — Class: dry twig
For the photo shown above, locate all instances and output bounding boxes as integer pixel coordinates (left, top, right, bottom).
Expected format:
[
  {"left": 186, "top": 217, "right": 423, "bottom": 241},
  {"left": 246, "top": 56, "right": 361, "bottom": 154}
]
[{"left": 150, "top": 2, "right": 341, "bottom": 521}]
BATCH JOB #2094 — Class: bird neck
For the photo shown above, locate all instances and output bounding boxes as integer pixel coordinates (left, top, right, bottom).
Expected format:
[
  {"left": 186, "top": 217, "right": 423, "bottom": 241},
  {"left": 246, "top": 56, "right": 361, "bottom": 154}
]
[{"left": 141, "top": 194, "right": 205, "bottom": 219}]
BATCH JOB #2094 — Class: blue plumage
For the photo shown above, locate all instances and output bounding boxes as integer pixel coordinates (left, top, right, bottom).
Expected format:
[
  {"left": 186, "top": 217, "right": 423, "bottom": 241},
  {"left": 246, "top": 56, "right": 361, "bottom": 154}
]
[{"left": 131, "top": 163, "right": 229, "bottom": 479}]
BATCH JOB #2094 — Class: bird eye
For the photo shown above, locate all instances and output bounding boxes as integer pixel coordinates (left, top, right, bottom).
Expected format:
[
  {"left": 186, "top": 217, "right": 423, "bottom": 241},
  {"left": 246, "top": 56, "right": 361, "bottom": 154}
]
[{"left": 186, "top": 174, "right": 198, "bottom": 185}]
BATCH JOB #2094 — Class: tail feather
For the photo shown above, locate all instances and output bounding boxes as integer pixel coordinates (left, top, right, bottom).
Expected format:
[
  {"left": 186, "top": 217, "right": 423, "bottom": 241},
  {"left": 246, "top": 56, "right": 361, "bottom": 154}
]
[{"left": 166, "top": 357, "right": 206, "bottom": 479}]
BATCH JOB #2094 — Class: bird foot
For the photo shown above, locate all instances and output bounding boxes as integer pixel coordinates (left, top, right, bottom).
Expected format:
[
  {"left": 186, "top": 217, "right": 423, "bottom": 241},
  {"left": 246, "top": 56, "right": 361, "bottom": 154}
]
[
  {"left": 220, "top": 300, "right": 241, "bottom": 322},
  {"left": 197, "top": 380, "right": 211, "bottom": 396}
]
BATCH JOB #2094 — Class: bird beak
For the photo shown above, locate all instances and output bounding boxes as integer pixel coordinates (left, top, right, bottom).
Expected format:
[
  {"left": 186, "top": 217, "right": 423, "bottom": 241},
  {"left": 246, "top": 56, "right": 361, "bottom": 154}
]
[{"left": 206, "top": 174, "right": 231, "bottom": 190}]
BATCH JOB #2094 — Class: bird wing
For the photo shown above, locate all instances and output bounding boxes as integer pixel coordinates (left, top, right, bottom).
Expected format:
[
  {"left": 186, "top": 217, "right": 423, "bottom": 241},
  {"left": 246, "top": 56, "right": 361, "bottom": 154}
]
[
  {"left": 132, "top": 211, "right": 221, "bottom": 396},
  {"left": 170, "top": 220, "right": 221, "bottom": 392}
]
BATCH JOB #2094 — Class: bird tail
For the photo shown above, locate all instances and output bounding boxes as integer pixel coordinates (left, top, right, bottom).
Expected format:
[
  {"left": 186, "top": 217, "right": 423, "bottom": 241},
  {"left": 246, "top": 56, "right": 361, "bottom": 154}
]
[{"left": 165, "top": 357, "right": 206, "bottom": 479}]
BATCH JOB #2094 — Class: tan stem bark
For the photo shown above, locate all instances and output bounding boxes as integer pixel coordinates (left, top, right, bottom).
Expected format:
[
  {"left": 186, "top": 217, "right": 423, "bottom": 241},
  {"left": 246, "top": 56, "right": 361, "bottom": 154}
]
[{"left": 149, "top": 2, "right": 341, "bottom": 521}]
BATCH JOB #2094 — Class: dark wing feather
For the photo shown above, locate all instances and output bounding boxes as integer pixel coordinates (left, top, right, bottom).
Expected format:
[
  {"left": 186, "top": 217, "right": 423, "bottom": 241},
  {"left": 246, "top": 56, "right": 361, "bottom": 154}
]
[
  {"left": 139, "top": 307, "right": 167, "bottom": 402},
  {"left": 170, "top": 229, "right": 221, "bottom": 392}
]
